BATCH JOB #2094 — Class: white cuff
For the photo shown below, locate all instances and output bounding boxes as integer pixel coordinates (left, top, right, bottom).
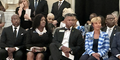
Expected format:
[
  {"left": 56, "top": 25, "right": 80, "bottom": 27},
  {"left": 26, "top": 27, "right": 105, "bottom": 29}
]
[
  {"left": 30, "top": 47, "right": 34, "bottom": 51},
  {"left": 59, "top": 45, "right": 63, "bottom": 50},
  {"left": 116, "top": 54, "right": 120, "bottom": 58},
  {"left": 43, "top": 47, "right": 47, "bottom": 51},
  {"left": 5, "top": 47, "right": 8, "bottom": 51},
  {"left": 15, "top": 47, "right": 19, "bottom": 51}
]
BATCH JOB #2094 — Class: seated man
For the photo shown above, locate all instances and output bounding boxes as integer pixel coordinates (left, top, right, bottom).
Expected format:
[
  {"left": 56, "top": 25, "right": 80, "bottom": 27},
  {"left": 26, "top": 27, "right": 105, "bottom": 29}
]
[
  {"left": 49, "top": 13, "right": 84, "bottom": 60},
  {"left": 0, "top": 14, "right": 26, "bottom": 60},
  {"left": 109, "top": 32, "right": 120, "bottom": 60},
  {"left": 101, "top": 14, "right": 120, "bottom": 57}
]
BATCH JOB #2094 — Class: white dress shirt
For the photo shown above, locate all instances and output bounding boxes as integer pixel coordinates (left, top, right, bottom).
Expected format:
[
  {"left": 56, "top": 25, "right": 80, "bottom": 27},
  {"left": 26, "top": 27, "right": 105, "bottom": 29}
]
[
  {"left": 12, "top": 25, "right": 20, "bottom": 37},
  {"left": 61, "top": 27, "right": 74, "bottom": 60},
  {"left": 58, "top": 0, "right": 64, "bottom": 6},
  {"left": 106, "top": 26, "right": 115, "bottom": 51},
  {"left": 106, "top": 26, "right": 115, "bottom": 38}
]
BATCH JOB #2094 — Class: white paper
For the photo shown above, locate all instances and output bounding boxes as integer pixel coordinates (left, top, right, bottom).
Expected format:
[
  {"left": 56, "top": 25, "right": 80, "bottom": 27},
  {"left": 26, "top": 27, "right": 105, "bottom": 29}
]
[
  {"left": 62, "top": 51, "right": 74, "bottom": 60},
  {"left": 25, "top": 9, "right": 31, "bottom": 21}
]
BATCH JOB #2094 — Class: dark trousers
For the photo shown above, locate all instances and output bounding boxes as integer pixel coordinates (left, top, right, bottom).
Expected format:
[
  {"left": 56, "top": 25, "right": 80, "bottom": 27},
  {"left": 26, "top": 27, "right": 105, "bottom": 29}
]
[
  {"left": 109, "top": 56, "right": 119, "bottom": 60},
  {"left": 79, "top": 54, "right": 103, "bottom": 60},
  {"left": 0, "top": 49, "right": 23, "bottom": 60},
  {"left": 49, "top": 43, "right": 71, "bottom": 60}
]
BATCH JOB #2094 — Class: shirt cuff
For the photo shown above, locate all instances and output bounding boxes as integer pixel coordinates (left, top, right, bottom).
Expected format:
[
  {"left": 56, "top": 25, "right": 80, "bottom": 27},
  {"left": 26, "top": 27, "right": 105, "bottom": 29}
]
[
  {"left": 30, "top": 47, "right": 34, "bottom": 51},
  {"left": 43, "top": 47, "right": 47, "bottom": 51},
  {"left": 5, "top": 47, "right": 8, "bottom": 51},
  {"left": 116, "top": 54, "right": 120, "bottom": 58},
  {"left": 59, "top": 45, "right": 63, "bottom": 50},
  {"left": 15, "top": 47, "right": 19, "bottom": 51}
]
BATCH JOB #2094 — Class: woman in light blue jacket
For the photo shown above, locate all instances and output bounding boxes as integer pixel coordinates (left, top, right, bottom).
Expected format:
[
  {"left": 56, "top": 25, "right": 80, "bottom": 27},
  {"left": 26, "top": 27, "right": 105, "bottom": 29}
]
[{"left": 80, "top": 17, "right": 110, "bottom": 60}]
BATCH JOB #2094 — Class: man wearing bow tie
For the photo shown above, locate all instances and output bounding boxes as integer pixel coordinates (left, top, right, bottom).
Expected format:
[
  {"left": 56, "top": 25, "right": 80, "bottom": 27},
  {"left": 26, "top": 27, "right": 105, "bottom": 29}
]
[
  {"left": 49, "top": 13, "right": 84, "bottom": 60},
  {"left": 0, "top": 14, "right": 26, "bottom": 60}
]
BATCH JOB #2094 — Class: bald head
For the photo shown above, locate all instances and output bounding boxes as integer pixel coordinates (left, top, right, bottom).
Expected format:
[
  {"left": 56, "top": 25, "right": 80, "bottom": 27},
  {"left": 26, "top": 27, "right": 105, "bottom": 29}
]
[
  {"left": 11, "top": 14, "right": 20, "bottom": 27},
  {"left": 105, "top": 14, "right": 115, "bottom": 27},
  {"left": 47, "top": 13, "right": 55, "bottom": 23}
]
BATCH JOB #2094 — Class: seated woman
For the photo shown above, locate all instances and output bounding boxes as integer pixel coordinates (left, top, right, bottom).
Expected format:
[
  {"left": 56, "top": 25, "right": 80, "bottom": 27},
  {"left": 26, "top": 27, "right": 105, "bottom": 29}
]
[
  {"left": 79, "top": 17, "right": 110, "bottom": 60},
  {"left": 26, "top": 14, "right": 52, "bottom": 60}
]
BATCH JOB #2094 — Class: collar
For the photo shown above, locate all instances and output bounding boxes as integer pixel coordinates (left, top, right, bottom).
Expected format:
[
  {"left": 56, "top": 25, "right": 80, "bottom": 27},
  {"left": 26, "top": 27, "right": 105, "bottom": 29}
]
[
  {"left": 65, "top": 26, "right": 72, "bottom": 30},
  {"left": 35, "top": 27, "right": 47, "bottom": 35},
  {"left": 59, "top": 0, "right": 64, "bottom": 3},
  {"left": 34, "top": 0, "right": 40, "bottom": 2},
  {"left": 12, "top": 25, "right": 20, "bottom": 30}
]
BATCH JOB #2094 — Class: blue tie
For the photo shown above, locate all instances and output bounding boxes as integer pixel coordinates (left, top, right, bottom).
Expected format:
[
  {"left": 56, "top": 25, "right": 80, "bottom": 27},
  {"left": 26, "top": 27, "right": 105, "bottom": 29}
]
[{"left": 35, "top": 0, "right": 38, "bottom": 10}]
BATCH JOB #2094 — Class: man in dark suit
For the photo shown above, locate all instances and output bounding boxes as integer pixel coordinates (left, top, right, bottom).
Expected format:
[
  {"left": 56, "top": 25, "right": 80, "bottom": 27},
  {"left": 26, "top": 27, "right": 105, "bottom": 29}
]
[
  {"left": 101, "top": 14, "right": 120, "bottom": 57},
  {"left": 109, "top": 32, "right": 120, "bottom": 60},
  {"left": 29, "top": 0, "right": 48, "bottom": 17},
  {"left": 0, "top": 14, "right": 26, "bottom": 60},
  {"left": 51, "top": 0, "right": 70, "bottom": 26},
  {"left": 49, "top": 13, "right": 84, "bottom": 60}
]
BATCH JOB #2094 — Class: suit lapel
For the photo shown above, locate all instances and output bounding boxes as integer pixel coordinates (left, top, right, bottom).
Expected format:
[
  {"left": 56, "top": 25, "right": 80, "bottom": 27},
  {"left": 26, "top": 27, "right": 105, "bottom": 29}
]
[
  {"left": 17, "top": 27, "right": 22, "bottom": 38},
  {"left": 58, "top": 28, "right": 65, "bottom": 43},
  {"left": 36, "top": 0, "right": 41, "bottom": 10},
  {"left": 55, "top": 2, "right": 59, "bottom": 12},
  {"left": 58, "top": 1, "right": 65, "bottom": 11},
  {"left": 69, "top": 28, "right": 75, "bottom": 45},
  {"left": 10, "top": 26, "right": 14, "bottom": 36},
  {"left": 110, "top": 26, "right": 117, "bottom": 42}
]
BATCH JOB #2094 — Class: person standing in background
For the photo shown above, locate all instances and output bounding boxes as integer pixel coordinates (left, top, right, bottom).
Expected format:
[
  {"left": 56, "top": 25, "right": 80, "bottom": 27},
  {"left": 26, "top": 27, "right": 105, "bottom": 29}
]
[
  {"left": 15, "top": 0, "right": 32, "bottom": 29},
  {"left": 0, "top": 6, "right": 5, "bottom": 39},
  {"left": 29, "top": 0, "right": 48, "bottom": 17},
  {"left": 51, "top": 0, "right": 70, "bottom": 26}
]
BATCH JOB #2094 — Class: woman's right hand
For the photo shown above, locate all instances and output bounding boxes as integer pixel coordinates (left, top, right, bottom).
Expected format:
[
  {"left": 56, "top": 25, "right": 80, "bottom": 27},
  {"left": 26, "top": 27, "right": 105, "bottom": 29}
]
[
  {"left": 20, "top": 3, "right": 24, "bottom": 9},
  {"left": 32, "top": 48, "right": 35, "bottom": 52},
  {"left": 92, "top": 53, "right": 100, "bottom": 60}
]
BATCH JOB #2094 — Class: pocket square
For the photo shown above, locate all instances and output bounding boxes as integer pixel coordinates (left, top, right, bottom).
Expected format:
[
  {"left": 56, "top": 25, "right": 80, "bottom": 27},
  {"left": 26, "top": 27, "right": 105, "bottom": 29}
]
[
  {"left": 33, "top": 31, "right": 37, "bottom": 33},
  {"left": 21, "top": 33, "right": 24, "bottom": 35}
]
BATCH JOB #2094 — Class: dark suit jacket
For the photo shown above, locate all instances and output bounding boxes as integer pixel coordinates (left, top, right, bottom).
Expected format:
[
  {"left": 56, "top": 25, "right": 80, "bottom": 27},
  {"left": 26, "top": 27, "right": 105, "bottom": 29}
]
[
  {"left": 29, "top": 0, "right": 48, "bottom": 17},
  {"left": 101, "top": 26, "right": 120, "bottom": 47},
  {"left": 51, "top": 1, "right": 70, "bottom": 26},
  {"left": 111, "top": 32, "right": 120, "bottom": 56},
  {"left": 0, "top": 26, "right": 26, "bottom": 50},
  {"left": 53, "top": 27, "right": 84, "bottom": 55}
]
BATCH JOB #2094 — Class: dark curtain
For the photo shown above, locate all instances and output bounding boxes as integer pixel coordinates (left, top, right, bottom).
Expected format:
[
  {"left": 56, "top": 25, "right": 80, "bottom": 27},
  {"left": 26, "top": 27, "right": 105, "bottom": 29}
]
[{"left": 75, "top": 0, "right": 119, "bottom": 26}]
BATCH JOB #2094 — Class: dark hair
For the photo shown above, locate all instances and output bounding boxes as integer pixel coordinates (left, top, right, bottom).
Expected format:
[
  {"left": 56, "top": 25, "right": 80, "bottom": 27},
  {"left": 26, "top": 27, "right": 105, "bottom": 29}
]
[
  {"left": 64, "top": 13, "right": 76, "bottom": 18},
  {"left": 32, "top": 14, "right": 48, "bottom": 31}
]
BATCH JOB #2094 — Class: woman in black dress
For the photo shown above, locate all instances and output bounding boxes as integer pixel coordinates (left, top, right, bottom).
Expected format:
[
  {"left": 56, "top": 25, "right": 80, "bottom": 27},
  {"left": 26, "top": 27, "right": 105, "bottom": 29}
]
[
  {"left": 15, "top": 0, "right": 32, "bottom": 29},
  {"left": 26, "top": 14, "right": 52, "bottom": 60}
]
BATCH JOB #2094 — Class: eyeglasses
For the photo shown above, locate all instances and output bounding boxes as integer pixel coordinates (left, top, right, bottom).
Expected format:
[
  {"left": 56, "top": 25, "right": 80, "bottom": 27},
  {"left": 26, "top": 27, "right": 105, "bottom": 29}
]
[{"left": 106, "top": 18, "right": 115, "bottom": 20}]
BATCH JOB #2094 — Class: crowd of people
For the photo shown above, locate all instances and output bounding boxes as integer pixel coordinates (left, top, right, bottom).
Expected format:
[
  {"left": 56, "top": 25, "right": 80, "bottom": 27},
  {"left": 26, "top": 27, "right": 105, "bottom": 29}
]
[{"left": 0, "top": 0, "right": 120, "bottom": 60}]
